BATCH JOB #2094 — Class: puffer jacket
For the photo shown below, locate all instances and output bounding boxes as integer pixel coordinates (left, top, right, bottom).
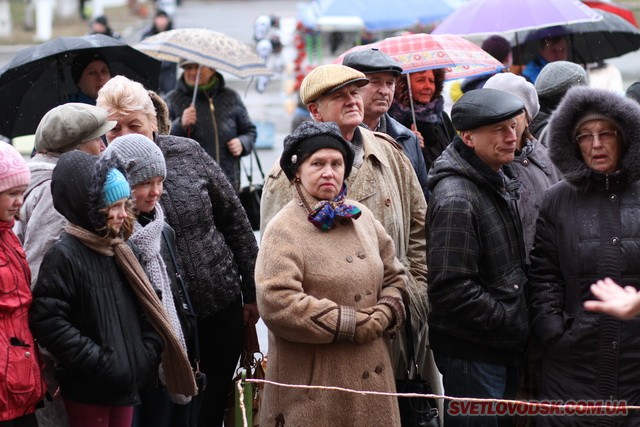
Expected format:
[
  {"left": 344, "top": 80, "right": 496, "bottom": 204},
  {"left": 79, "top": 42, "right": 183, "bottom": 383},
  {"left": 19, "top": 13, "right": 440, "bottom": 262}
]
[
  {"left": 29, "top": 152, "right": 163, "bottom": 406},
  {"left": 0, "top": 220, "right": 45, "bottom": 421},
  {"left": 164, "top": 73, "right": 257, "bottom": 191},
  {"left": 427, "top": 137, "right": 529, "bottom": 365},
  {"left": 511, "top": 138, "right": 561, "bottom": 263},
  {"left": 13, "top": 153, "right": 62, "bottom": 287},
  {"left": 156, "top": 134, "right": 258, "bottom": 319},
  {"left": 528, "top": 87, "right": 640, "bottom": 426}
]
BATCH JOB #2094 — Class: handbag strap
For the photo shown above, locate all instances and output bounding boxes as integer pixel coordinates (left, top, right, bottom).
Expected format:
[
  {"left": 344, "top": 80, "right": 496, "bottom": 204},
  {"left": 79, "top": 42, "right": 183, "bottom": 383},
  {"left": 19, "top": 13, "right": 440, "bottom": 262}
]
[
  {"left": 161, "top": 227, "right": 201, "bottom": 366},
  {"left": 241, "top": 150, "right": 266, "bottom": 185},
  {"left": 403, "top": 303, "right": 419, "bottom": 379}
]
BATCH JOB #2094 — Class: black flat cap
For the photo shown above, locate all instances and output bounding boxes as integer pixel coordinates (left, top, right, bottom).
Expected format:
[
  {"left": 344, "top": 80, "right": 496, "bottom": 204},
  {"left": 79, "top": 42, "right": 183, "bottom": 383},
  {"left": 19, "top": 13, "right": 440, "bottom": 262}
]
[
  {"left": 343, "top": 48, "right": 403, "bottom": 76},
  {"left": 452, "top": 88, "right": 525, "bottom": 131}
]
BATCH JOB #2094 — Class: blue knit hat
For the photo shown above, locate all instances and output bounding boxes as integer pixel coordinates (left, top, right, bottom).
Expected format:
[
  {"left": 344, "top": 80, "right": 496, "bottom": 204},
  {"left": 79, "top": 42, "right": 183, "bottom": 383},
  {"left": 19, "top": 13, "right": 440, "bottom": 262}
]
[{"left": 103, "top": 168, "right": 130, "bottom": 205}]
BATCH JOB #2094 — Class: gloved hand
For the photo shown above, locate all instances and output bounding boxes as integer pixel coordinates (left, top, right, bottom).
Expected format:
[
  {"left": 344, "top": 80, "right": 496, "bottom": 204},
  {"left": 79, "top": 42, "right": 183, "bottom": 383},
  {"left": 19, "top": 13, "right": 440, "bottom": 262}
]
[
  {"left": 353, "top": 311, "right": 384, "bottom": 344},
  {"left": 359, "top": 304, "right": 394, "bottom": 331}
]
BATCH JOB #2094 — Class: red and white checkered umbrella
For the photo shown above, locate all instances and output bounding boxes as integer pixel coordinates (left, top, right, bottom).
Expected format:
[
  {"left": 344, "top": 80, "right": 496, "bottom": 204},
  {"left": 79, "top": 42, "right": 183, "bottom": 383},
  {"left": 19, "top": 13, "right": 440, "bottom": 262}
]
[{"left": 336, "top": 33, "right": 506, "bottom": 80}]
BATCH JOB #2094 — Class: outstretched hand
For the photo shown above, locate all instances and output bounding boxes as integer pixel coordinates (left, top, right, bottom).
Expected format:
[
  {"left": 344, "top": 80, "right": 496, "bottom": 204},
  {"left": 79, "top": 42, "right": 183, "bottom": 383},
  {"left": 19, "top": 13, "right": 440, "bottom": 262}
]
[{"left": 584, "top": 277, "right": 640, "bottom": 320}]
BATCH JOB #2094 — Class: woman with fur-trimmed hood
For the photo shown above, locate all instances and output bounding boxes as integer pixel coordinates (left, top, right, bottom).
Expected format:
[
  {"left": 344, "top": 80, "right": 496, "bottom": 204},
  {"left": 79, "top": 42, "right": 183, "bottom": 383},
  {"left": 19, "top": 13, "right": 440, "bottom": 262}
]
[{"left": 528, "top": 86, "right": 640, "bottom": 426}]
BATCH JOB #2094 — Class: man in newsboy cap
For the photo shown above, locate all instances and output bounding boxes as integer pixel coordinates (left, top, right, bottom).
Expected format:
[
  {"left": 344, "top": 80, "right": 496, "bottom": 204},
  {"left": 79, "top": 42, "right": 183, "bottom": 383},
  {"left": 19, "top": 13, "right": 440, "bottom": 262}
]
[
  {"left": 426, "top": 88, "right": 529, "bottom": 426},
  {"left": 261, "top": 62, "right": 428, "bottom": 380},
  {"left": 342, "top": 48, "right": 429, "bottom": 201}
]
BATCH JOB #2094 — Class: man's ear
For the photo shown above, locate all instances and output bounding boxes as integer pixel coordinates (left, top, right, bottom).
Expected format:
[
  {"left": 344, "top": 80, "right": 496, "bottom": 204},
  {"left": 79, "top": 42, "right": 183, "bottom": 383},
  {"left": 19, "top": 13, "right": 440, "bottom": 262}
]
[
  {"left": 308, "top": 102, "right": 322, "bottom": 121},
  {"left": 460, "top": 130, "right": 474, "bottom": 149}
]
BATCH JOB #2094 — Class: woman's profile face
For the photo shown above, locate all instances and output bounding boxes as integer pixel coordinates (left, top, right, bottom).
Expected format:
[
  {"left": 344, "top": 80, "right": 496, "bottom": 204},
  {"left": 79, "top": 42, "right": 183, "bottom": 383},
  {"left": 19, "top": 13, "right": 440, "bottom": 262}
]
[
  {"left": 409, "top": 70, "right": 436, "bottom": 104},
  {"left": 295, "top": 148, "right": 345, "bottom": 201}
]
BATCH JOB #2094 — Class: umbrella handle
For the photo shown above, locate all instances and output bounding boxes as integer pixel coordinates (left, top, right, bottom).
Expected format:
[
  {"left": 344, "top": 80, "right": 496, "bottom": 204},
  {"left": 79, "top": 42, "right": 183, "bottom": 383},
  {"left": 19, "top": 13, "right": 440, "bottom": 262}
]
[
  {"left": 191, "top": 63, "right": 202, "bottom": 105},
  {"left": 406, "top": 74, "right": 417, "bottom": 129}
]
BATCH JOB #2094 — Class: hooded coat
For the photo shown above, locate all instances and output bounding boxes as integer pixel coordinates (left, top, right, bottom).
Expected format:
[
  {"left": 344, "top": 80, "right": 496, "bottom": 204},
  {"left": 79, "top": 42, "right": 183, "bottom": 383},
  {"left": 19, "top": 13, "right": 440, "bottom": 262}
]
[
  {"left": 528, "top": 87, "right": 640, "bottom": 426},
  {"left": 164, "top": 72, "right": 257, "bottom": 191},
  {"left": 29, "top": 151, "right": 163, "bottom": 406},
  {"left": 426, "top": 137, "right": 529, "bottom": 365}
]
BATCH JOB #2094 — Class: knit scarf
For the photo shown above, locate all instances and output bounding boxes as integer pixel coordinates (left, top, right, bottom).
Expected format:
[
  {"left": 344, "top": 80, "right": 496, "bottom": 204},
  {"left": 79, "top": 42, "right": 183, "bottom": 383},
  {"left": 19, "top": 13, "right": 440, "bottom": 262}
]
[
  {"left": 392, "top": 95, "right": 445, "bottom": 125},
  {"left": 296, "top": 182, "right": 361, "bottom": 231},
  {"left": 65, "top": 223, "right": 198, "bottom": 397},
  {"left": 129, "top": 206, "right": 191, "bottom": 404}
]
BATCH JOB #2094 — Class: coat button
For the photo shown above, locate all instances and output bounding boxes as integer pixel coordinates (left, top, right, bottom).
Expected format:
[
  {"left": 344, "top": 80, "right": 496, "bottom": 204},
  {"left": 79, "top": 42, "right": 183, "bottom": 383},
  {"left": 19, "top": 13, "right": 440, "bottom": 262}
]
[
  {"left": 522, "top": 159, "right": 530, "bottom": 166},
  {"left": 358, "top": 252, "right": 366, "bottom": 259},
  {"left": 355, "top": 294, "right": 362, "bottom": 302},
  {"left": 514, "top": 284, "right": 519, "bottom": 290},
  {"left": 611, "top": 237, "right": 620, "bottom": 245},
  {"left": 362, "top": 371, "right": 370, "bottom": 379},
  {"left": 385, "top": 198, "right": 391, "bottom": 207},
  {"left": 374, "top": 366, "right": 383, "bottom": 374},
  {"left": 612, "top": 341, "right": 617, "bottom": 349},
  {"left": 346, "top": 255, "right": 353, "bottom": 262},
  {"left": 609, "top": 194, "right": 617, "bottom": 202},
  {"left": 24, "top": 351, "right": 31, "bottom": 358}
]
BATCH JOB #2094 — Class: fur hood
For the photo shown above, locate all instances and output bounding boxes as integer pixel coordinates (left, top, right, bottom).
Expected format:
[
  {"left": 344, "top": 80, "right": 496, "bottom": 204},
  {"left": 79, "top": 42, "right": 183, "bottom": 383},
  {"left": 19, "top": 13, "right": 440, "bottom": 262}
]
[{"left": 548, "top": 86, "right": 640, "bottom": 185}]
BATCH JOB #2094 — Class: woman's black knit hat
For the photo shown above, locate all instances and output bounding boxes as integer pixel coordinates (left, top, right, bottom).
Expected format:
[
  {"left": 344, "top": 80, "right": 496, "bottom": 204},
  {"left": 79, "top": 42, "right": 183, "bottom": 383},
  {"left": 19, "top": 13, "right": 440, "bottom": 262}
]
[{"left": 280, "top": 121, "right": 354, "bottom": 181}]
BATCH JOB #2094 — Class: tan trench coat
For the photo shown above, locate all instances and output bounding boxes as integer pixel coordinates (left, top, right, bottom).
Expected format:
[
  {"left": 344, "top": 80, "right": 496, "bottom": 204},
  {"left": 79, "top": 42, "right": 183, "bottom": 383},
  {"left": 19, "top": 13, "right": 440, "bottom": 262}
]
[{"left": 256, "top": 195, "right": 406, "bottom": 426}]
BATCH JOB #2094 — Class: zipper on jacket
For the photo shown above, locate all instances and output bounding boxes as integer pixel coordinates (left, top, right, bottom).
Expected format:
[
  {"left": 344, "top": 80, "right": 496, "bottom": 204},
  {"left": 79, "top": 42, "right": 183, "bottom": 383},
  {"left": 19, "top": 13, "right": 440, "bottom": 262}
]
[{"left": 207, "top": 94, "right": 221, "bottom": 163}]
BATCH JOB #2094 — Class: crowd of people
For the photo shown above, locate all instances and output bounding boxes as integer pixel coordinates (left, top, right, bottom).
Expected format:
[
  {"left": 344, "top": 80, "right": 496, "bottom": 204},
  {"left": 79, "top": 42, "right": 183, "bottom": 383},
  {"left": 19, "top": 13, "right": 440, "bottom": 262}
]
[{"left": 4, "top": 10, "right": 640, "bottom": 427}]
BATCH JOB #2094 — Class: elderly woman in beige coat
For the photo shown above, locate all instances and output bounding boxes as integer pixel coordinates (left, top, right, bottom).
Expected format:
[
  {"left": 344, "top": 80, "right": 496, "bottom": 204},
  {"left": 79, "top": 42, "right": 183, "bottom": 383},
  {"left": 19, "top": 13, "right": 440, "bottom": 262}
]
[{"left": 256, "top": 121, "right": 407, "bottom": 426}]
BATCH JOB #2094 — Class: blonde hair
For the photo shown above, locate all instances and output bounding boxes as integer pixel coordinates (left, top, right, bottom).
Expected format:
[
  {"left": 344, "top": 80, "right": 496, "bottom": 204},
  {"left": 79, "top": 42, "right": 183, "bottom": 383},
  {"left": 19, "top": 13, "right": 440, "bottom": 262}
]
[{"left": 97, "top": 75, "right": 157, "bottom": 127}]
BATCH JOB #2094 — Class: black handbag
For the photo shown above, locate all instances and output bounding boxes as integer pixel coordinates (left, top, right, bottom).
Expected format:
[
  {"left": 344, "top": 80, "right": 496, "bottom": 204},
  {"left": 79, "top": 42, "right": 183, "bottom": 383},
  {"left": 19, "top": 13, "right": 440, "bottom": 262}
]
[
  {"left": 239, "top": 150, "right": 265, "bottom": 231},
  {"left": 396, "top": 306, "right": 440, "bottom": 427}
]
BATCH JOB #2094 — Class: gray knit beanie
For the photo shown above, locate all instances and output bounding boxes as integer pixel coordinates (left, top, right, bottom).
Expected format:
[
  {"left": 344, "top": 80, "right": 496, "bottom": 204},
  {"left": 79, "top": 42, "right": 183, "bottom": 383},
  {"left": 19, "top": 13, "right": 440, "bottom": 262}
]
[
  {"left": 104, "top": 134, "right": 166, "bottom": 186},
  {"left": 484, "top": 73, "right": 540, "bottom": 119},
  {"left": 535, "top": 61, "right": 588, "bottom": 105}
]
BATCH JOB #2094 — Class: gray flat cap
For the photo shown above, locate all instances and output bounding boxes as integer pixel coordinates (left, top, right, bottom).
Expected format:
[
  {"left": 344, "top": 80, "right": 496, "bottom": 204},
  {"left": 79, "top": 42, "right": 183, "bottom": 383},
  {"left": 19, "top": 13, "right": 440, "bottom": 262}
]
[
  {"left": 342, "top": 48, "right": 403, "bottom": 76},
  {"left": 452, "top": 88, "right": 525, "bottom": 131}
]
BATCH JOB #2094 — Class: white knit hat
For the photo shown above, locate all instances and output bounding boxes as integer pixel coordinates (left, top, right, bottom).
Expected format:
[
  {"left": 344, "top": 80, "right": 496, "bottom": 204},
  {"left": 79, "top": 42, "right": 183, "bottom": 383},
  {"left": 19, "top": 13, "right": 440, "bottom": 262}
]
[{"left": 484, "top": 73, "right": 540, "bottom": 120}]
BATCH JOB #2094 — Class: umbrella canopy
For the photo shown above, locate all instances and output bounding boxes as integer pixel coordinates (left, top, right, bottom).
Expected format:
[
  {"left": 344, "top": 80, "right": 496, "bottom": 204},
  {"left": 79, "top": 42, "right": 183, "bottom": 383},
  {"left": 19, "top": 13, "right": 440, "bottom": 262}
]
[
  {"left": 583, "top": 0, "right": 637, "bottom": 27},
  {"left": 135, "top": 28, "right": 271, "bottom": 79},
  {"left": 336, "top": 33, "right": 506, "bottom": 80},
  {"left": 0, "top": 34, "right": 161, "bottom": 139},
  {"left": 299, "top": 0, "right": 455, "bottom": 32},
  {"left": 512, "top": 10, "right": 640, "bottom": 64},
  {"left": 432, "top": 0, "right": 602, "bottom": 36}
]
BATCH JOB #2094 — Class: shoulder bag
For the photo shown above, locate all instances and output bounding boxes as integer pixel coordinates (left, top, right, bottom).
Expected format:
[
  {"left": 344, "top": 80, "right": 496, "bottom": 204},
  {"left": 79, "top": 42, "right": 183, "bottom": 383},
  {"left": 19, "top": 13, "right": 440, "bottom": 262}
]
[{"left": 239, "top": 150, "right": 265, "bottom": 231}]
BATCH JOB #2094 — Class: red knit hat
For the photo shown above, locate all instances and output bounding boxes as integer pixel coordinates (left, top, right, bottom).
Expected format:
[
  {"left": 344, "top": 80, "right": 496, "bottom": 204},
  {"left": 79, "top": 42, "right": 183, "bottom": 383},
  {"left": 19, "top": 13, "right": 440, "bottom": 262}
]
[{"left": 0, "top": 141, "right": 30, "bottom": 193}]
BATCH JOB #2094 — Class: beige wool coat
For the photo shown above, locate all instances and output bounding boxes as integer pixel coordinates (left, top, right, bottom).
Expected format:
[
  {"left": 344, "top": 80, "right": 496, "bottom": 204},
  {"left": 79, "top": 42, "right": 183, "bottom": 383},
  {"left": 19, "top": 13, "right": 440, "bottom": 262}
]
[{"left": 256, "top": 192, "right": 406, "bottom": 427}]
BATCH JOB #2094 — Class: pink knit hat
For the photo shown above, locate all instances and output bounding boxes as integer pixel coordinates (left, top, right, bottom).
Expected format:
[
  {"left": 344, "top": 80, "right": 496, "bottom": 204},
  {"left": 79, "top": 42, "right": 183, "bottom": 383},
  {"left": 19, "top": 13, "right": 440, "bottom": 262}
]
[{"left": 0, "top": 141, "right": 30, "bottom": 193}]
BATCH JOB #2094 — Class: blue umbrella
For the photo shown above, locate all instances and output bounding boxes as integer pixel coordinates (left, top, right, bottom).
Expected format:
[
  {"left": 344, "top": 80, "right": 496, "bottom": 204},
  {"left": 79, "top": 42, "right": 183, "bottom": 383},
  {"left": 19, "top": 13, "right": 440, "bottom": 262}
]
[{"left": 300, "top": 0, "right": 455, "bottom": 32}]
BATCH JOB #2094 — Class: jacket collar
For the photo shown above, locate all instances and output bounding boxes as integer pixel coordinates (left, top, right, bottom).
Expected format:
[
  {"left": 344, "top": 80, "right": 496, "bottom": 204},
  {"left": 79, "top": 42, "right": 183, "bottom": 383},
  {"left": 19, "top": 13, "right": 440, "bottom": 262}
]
[{"left": 357, "top": 127, "right": 391, "bottom": 169}]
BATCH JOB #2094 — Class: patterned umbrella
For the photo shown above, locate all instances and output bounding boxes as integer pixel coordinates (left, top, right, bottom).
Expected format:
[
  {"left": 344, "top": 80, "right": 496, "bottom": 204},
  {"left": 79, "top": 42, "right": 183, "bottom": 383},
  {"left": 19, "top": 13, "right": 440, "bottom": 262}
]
[
  {"left": 336, "top": 33, "right": 506, "bottom": 80},
  {"left": 135, "top": 28, "right": 271, "bottom": 79}
]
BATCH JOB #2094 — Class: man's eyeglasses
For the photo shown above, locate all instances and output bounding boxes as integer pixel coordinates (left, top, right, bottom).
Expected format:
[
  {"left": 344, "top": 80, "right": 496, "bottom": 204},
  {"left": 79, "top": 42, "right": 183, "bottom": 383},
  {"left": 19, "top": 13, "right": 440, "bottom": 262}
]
[{"left": 575, "top": 130, "right": 619, "bottom": 145}]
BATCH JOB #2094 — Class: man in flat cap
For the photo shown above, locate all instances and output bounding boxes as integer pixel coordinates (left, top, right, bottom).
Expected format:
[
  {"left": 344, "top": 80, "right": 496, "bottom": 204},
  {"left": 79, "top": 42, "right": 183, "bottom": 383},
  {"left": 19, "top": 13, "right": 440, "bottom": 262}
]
[
  {"left": 342, "top": 48, "right": 429, "bottom": 201},
  {"left": 426, "top": 88, "right": 529, "bottom": 426},
  {"left": 260, "top": 63, "right": 428, "bottom": 384}
]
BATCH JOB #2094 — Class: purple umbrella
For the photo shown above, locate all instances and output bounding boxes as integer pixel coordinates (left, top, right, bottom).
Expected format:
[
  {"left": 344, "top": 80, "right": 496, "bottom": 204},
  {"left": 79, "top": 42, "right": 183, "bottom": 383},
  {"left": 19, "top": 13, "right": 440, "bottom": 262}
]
[{"left": 432, "top": 0, "right": 602, "bottom": 36}]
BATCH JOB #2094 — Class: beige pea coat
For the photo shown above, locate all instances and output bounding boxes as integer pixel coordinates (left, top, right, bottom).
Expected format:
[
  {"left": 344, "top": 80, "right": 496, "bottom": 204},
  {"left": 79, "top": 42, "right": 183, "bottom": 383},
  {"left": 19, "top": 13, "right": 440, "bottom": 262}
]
[{"left": 256, "top": 194, "right": 406, "bottom": 427}]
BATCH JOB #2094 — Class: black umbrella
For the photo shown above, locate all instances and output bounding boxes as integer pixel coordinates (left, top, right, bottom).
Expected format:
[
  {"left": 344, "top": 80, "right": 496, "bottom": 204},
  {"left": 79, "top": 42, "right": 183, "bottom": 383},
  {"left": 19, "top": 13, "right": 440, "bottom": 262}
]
[
  {"left": 512, "top": 10, "right": 640, "bottom": 65},
  {"left": 0, "top": 34, "right": 161, "bottom": 138}
]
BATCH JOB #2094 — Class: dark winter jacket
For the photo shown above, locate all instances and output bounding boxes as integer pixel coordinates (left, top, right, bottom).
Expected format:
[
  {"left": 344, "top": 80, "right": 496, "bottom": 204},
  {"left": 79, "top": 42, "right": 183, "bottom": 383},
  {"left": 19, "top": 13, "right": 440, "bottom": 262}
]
[
  {"left": 528, "top": 87, "right": 640, "bottom": 425},
  {"left": 156, "top": 134, "right": 258, "bottom": 319},
  {"left": 426, "top": 137, "right": 528, "bottom": 366},
  {"left": 374, "top": 113, "right": 429, "bottom": 201},
  {"left": 511, "top": 138, "right": 561, "bottom": 263},
  {"left": 29, "top": 151, "right": 163, "bottom": 406},
  {"left": 164, "top": 73, "right": 257, "bottom": 191}
]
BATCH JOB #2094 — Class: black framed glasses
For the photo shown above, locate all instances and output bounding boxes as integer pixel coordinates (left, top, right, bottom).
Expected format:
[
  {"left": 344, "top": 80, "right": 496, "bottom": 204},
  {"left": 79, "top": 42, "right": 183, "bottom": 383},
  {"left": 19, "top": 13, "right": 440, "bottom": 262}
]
[{"left": 575, "top": 130, "right": 619, "bottom": 145}]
